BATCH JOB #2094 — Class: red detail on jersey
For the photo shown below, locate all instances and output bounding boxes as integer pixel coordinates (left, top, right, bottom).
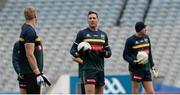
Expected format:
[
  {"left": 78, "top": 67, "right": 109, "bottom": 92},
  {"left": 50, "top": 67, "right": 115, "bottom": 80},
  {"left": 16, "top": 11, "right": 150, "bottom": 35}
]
[
  {"left": 133, "top": 75, "right": 142, "bottom": 80},
  {"left": 138, "top": 49, "right": 149, "bottom": 54},
  {"left": 38, "top": 45, "right": 42, "bottom": 51},
  {"left": 91, "top": 45, "right": 103, "bottom": 51},
  {"left": 19, "top": 84, "right": 27, "bottom": 88},
  {"left": 86, "top": 79, "right": 96, "bottom": 83}
]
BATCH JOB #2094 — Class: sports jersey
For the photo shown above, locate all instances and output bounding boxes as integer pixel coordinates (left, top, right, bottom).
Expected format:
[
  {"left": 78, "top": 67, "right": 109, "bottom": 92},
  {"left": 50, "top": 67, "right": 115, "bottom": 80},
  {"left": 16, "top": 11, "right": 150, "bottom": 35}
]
[
  {"left": 123, "top": 34, "right": 154, "bottom": 71},
  {"left": 70, "top": 28, "right": 111, "bottom": 75},
  {"left": 19, "top": 23, "right": 43, "bottom": 74}
]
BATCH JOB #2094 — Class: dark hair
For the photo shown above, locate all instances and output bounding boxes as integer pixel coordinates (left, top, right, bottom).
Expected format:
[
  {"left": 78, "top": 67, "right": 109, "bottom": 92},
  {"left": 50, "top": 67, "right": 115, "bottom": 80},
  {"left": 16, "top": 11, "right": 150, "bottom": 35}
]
[{"left": 88, "top": 11, "right": 98, "bottom": 18}]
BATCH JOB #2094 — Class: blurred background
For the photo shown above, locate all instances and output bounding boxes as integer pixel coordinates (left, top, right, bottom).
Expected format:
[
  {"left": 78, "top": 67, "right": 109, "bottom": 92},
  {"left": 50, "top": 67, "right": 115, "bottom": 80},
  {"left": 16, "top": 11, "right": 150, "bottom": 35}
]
[{"left": 0, "top": 0, "right": 180, "bottom": 94}]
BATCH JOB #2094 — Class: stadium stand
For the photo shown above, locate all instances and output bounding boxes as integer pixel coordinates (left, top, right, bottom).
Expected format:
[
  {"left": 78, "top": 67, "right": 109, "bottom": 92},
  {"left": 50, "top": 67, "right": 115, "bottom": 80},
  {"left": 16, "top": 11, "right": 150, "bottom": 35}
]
[
  {"left": 145, "top": 0, "right": 180, "bottom": 87},
  {"left": 119, "top": 0, "right": 149, "bottom": 27},
  {"left": 0, "top": 0, "right": 180, "bottom": 93}
]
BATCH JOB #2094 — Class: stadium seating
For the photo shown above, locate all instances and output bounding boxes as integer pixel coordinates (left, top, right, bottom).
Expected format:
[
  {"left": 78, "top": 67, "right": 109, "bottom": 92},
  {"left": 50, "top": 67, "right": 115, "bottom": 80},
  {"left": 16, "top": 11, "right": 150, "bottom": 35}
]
[
  {"left": 119, "top": 0, "right": 149, "bottom": 27},
  {"left": 0, "top": 0, "right": 180, "bottom": 93},
  {"left": 0, "top": 0, "right": 125, "bottom": 30},
  {"left": 146, "top": 0, "right": 180, "bottom": 27}
]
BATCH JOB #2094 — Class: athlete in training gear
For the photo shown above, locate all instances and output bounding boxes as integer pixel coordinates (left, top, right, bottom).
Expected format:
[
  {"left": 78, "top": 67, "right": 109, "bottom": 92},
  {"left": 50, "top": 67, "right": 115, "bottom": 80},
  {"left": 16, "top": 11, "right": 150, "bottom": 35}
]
[
  {"left": 123, "top": 21, "right": 157, "bottom": 94},
  {"left": 18, "top": 6, "right": 50, "bottom": 94},
  {"left": 70, "top": 11, "right": 111, "bottom": 94}
]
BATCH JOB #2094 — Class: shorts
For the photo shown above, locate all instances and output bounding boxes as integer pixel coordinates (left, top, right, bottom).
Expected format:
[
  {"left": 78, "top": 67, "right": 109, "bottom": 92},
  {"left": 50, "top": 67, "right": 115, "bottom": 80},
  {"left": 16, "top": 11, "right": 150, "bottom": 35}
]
[
  {"left": 18, "top": 73, "right": 40, "bottom": 94},
  {"left": 81, "top": 69, "right": 105, "bottom": 87},
  {"left": 130, "top": 70, "right": 152, "bottom": 82}
]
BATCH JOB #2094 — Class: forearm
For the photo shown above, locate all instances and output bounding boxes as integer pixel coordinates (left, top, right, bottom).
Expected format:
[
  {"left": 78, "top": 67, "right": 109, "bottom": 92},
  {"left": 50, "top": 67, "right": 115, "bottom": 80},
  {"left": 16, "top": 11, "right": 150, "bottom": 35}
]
[
  {"left": 12, "top": 54, "right": 20, "bottom": 74},
  {"left": 70, "top": 43, "right": 79, "bottom": 57},
  {"left": 12, "top": 43, "right": 20, "bottom": 74},
  {"left": 148, "top": 38, "right": 154, "bottom": 68},
  {"left": 72, "top": 57, "right": 83, "bottom": 64},
  {"left": 26, "top": 54, "right": 40, "bottom": 74},
  {"left": 12, "top": 61, "right": 20, "bottom": 74},
  {"left": 123, "top": 50, "right": 133, "bottom": 63},
  {"left": 123, "top": 50, "right": 136, "bottom": 64},
  {"left": 123, "top": 39, "right": 136, "bottom": 64},
  {"left": 123, "top": 54, "right": 136, "bottom": 64},
  {"left": 149, "top": 54, "right": 154, "bottom": 68}
]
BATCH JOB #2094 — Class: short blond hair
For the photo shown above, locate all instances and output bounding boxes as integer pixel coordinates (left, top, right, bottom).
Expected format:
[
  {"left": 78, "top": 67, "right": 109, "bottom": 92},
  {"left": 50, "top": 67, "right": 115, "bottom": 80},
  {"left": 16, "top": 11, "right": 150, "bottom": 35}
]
[{"left": 24, "top": 6, "right": 37, "bottom": 20}]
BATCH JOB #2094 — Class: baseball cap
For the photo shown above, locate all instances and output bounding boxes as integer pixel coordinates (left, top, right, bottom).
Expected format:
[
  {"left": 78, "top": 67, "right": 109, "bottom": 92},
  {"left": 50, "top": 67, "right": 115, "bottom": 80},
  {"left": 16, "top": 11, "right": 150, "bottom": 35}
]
[{"left": 135, "top": 21, "right": 146, "bottom": 32}]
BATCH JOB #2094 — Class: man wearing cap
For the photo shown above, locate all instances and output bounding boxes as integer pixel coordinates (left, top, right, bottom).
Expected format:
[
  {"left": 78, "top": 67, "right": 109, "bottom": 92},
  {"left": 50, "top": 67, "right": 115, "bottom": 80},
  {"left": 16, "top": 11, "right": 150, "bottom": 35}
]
[{"left": 123, "top": 21, "right": 158, "bottom": 94}]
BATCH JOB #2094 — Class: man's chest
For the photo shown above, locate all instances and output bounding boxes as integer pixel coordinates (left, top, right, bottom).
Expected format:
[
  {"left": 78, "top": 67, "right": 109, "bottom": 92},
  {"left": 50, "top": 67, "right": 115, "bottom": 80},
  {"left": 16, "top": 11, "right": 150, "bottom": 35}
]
[
  {"left": 131, "top": 38, "right": 150, "bottom": 50},
  {"left": 83, "top": 32, "right": 105, "bottom": 40}
]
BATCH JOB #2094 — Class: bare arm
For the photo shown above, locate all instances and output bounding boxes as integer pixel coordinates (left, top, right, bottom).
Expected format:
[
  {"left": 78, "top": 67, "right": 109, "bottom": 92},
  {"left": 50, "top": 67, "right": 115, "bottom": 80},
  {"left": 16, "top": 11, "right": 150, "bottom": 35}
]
[
  {"left": 25, "top": 43, "right": 40, "bottom": 75},
  {"left": 72, "top": 57, "right": 83, "bottom": 64}
]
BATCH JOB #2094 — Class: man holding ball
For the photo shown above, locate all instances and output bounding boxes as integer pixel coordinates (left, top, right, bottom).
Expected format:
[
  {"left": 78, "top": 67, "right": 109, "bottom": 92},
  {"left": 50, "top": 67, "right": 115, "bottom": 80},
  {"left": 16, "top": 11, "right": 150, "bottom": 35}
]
[
  {"left": 70, "top": 11, "right": 111, "bottom": 94},
  {"left": 123, "top": 21, "right": 158, "bottom": 94}
]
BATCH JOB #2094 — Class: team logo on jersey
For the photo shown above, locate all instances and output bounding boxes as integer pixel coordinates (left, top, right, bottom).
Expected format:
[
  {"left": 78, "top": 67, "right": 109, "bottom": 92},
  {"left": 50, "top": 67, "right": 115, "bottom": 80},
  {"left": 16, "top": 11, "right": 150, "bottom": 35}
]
[
  {"left": 94, "top": 35, "right": 98, "bottom": 37},
  {"left": 38, "top": 45, "right": 42, "bottom": 51},
  {"left": 101, "top": 34, "right": 105, "bottom": 40},
  {"left": 140, "top": 40, "right": 144, "bottom": 43},
  {"left": 144, "top": 38, "right": 148, "bottom": 42},
  {"left": 135, "top": 41, "right": 139, "bottom": 44},
  {"left": 86, "top": 34, "right": 91, "bottom": 37}
]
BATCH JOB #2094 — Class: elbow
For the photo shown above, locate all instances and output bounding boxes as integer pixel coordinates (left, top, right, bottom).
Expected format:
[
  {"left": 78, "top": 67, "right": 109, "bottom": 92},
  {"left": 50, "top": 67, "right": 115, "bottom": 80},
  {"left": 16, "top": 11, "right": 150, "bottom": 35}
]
[
  {"left": 26, "top": 52, "right": 34, "bottom": 59},
  {"left": 123, "top": 55, "right": 126, "bottom": 60},
  {"left": 70, "top": 49, "right": 73, "bottom": 55},
  {"left": 70, "top": 47, "right": 78, "bottom": 57},
  {"left": 123, "top": 53, "right": 129, "bottom": 62},
  {"left": 70, "top": 49, "right": 75, "bottom": 57},
  {"left": 122, "top": 50, "right": 128, "bottom": 60},
  {"left": 122, "top": 52, "right": 126, "bottom": 60}
]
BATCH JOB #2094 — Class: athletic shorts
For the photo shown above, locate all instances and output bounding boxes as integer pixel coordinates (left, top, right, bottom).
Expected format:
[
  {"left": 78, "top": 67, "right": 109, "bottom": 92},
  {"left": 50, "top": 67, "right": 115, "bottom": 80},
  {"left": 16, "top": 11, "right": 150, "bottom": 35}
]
[
  {"left": 81, "top": 69, "right": 105, "bottom": 87},
  {"left": 129, "top": 70, "right": 152, "bottom": 82},
  {"left": 18, "top": 73, "right": 40, "bottom": 94}
]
